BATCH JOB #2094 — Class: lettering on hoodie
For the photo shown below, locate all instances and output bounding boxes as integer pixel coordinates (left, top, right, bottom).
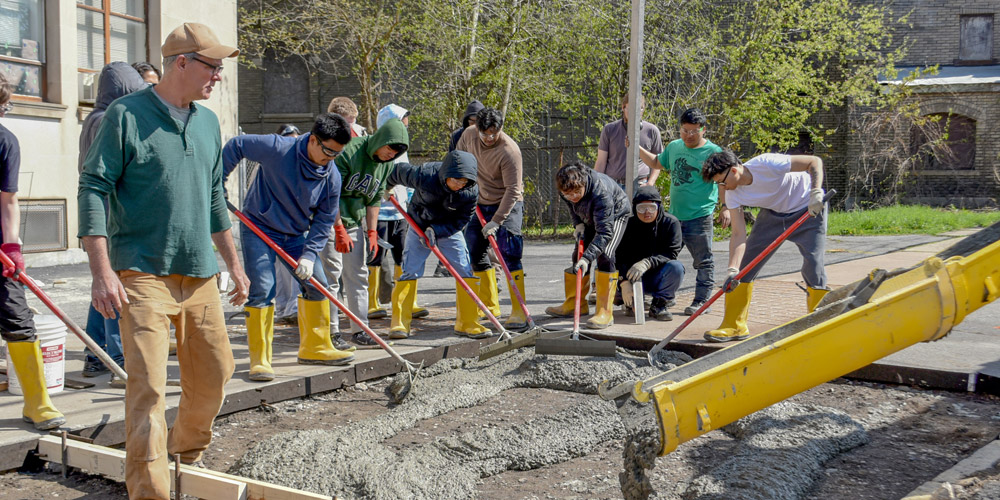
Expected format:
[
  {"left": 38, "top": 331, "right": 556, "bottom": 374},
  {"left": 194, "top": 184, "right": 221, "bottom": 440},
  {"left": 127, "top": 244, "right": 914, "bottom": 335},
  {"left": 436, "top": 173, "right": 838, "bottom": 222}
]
[{"left": 344, "top": 172, "right": 381, "bottom": 200}]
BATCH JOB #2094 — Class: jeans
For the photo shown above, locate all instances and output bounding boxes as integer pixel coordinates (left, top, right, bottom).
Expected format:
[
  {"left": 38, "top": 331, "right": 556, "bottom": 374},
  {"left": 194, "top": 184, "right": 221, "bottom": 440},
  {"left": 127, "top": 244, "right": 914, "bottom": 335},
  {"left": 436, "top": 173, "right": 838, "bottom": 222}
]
[
  {"left": 240, "top": 224, "right": 329, "bottom": 309},
  {"left": 739, "top": 206, "right": 827, "bottom": 287},
  {"left": 642, "top": 260, "right": 685, "bottom": 301},
  {"left": 465, "top": 202, "right": 523, "bottom": 272},
  {"left": 400, "top": 227, "right": 473, "bottom": 280},
  {"left": 680, "top": 214, "right": 715, "bottom": 302},
  {"left": 84, "top": 304, "right": 124, "bottom": 366}
]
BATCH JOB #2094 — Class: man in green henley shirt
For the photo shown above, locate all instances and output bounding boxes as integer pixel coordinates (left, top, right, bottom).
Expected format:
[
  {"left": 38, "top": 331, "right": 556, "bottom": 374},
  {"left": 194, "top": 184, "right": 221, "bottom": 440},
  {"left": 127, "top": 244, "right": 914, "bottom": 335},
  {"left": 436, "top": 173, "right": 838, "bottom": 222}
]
[{"left": 77, "top": 23, "right": 248, "bottom": 500}]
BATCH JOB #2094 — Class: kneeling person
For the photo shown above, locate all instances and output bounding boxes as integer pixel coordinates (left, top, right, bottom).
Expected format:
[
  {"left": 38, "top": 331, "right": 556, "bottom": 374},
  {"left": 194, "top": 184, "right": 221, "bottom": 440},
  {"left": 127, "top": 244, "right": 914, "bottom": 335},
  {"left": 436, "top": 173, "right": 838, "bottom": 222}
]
[
  {"left": 545, "top": 162, "right": 631, "bottom": 329},
  {"left": 616, "top": 186, "right": 685, "bottom": 321},
  {"left": 386, "top": 150, "right": 487, "bottom": 339}
]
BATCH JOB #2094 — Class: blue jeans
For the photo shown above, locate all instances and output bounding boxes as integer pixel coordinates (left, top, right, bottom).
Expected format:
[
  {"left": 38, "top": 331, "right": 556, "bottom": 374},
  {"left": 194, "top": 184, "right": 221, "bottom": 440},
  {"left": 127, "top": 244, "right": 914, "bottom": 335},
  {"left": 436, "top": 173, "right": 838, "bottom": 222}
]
[
  {"left": 642, "top": 260, "right": 685, "bottom": 301},
  {"left": 84, "top": 304, "right": 124, "bottom": 366},
  {"left": 680, "top": 214, "right": 715, "bottom": 302},
  {"left": 464, "top": 202, "right": 523, "bottom": 272},
  {"left": 241, "top": 224, "right": 329, "bottom": 308},
  {"left": 400, "top": 227, "right": 473, "bottom": 280}
]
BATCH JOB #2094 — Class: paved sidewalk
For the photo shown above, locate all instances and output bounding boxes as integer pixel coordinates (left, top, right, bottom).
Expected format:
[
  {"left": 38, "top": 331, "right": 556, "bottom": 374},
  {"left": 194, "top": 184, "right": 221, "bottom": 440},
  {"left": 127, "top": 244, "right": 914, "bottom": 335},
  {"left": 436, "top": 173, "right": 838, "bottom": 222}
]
[{"left": 0, "top": 229, "right": 997, "bottom": 472}]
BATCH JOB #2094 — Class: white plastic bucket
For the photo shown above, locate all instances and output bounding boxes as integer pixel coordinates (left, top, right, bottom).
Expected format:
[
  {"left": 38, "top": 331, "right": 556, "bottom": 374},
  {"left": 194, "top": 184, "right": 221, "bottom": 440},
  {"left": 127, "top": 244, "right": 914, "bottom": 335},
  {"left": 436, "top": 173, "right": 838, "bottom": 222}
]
[{"left": 6, "top": 314, "right": 67, "bottom": 395}]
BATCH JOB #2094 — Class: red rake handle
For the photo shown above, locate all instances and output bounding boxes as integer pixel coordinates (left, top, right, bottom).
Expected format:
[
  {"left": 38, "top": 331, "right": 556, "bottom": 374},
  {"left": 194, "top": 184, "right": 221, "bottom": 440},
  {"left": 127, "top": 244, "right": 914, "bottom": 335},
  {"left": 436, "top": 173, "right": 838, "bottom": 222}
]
[
  {"left": 0, "top": 249, "right": 128, "bottom": 381},
  {"left": 226, "top": 201, "right": 408, "bottom": 366},
  {"left": 388, "top": 196, "right": 505, "bottom": 332},
  {"left": 474, "top": 206, "right": 534, "bottom": 327},
  {"left": 648, "top": 190, "right": 836, "bottom": 354},
  {"left": 573, "top": 238, "right": 584, "bottom": 335}
]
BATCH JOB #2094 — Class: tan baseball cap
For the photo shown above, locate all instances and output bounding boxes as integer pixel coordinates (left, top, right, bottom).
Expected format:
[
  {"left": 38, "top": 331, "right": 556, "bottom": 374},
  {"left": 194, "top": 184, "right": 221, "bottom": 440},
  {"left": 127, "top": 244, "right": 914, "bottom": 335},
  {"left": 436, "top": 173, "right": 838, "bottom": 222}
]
[{"left": 161, "top": 22, "right": 239, "bottom": 59}]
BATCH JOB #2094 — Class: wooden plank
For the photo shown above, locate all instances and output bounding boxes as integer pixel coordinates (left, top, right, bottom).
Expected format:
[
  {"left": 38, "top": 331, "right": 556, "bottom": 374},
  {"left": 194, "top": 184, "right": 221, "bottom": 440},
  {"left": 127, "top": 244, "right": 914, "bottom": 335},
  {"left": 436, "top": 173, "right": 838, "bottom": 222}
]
[{"left": 37, "top": 436, "right": 331, "bottom": 500}]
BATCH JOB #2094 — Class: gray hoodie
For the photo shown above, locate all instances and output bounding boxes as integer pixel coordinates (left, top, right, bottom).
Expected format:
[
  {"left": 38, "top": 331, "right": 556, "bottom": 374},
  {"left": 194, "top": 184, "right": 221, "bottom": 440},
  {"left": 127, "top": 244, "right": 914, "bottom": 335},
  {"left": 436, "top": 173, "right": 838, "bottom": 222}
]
[{"left": 77, "top": 62, "right": 147, "bottom": 173}]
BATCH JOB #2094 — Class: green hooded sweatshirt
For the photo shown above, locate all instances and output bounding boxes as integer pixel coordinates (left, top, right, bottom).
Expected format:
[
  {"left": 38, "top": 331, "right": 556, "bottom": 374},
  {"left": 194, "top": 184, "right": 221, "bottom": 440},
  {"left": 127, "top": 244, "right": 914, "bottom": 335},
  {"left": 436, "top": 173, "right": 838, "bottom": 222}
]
[{"left": 336, "top": 118, "right": 409, "bottom": 228}]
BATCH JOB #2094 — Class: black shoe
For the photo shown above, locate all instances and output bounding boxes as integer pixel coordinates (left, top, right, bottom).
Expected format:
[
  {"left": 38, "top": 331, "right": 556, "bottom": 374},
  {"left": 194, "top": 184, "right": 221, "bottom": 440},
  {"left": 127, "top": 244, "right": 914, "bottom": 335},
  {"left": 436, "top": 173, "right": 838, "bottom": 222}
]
[
  {"left": 82, "top": 360, "right": 109, "bottom": 378},
  {"left": 649, "top": 298, "right": 673, "bottom": 321},
  {"left": 684, "top": 300, "right": 710, "bottom": 316},
  {"left": 665, "top": 298, "right": 676, "bottom": 308},
  {"left": 332, "top": 333, "right": 357, "bottom": 352},
  {"left": 433, "top": 263, "right": 449, "bottom": 277},
  {"left": 352, "top": 332, "right": 379, "bottom": 346},
  {"left": 613, "top": 291, "right": 624, "bottom": 306}
]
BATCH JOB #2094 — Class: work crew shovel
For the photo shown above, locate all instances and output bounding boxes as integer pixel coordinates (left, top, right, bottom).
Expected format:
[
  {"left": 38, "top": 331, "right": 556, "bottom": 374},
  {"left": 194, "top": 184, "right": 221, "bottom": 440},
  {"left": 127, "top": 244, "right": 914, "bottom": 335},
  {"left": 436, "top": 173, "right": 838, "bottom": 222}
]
[
  {"left": 641, "top": 190, "right": 837, "bottom": 371},
  {"left": 474, "top": 206, "right": 553, "bottom": 360},
  {"left": 0, "top": 249, "right": 128, "bottom": 382},
  {"left": 226, "top": 201, "right": 422, "bottom": 403},
  {"left": 534, "top": 238, "right": 617, "bottom": 357},
  {"left": 387, "top": 196, "right": 514, "bottom": 341}
]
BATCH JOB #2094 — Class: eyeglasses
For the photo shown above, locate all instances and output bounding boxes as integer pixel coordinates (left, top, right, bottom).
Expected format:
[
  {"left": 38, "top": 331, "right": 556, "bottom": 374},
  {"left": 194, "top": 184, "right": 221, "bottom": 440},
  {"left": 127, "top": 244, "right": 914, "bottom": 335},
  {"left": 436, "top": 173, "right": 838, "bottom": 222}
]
[
  {"left": 190, "top": 56, "right": 224, "bottom": 76},
  {"left": 0, "top": 103, "right": 12, "bottom": 115},
  {"left": 319, "top": 143, "right": 342, "bottom": 158},
  {"left": 636, "top": 203, "right": 658, "bottom": 214},
  {"left": 715, "top": 168, "right": 731, "bottom": 186},
  {"left": 479, "top": 130, "right": 499, "bottom": 141},
  {"left": 680, "top": 126, "right": 704, "bottom": 136}
]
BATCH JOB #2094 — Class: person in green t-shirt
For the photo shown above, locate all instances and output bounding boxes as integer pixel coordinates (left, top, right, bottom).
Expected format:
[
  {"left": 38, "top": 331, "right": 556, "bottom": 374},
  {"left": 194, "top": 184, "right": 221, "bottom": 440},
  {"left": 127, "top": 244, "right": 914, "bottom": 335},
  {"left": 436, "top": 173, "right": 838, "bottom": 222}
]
[{"left": 639, "top": 108, "right": 727, "bottom": 316}]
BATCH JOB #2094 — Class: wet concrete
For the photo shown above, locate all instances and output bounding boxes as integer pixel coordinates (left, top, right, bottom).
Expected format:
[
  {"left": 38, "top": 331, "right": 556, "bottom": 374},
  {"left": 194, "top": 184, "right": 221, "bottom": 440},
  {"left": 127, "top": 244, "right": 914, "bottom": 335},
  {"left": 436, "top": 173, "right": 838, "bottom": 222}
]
[{"left": 232, "top": 348, "right": 870, "bottom": 499}]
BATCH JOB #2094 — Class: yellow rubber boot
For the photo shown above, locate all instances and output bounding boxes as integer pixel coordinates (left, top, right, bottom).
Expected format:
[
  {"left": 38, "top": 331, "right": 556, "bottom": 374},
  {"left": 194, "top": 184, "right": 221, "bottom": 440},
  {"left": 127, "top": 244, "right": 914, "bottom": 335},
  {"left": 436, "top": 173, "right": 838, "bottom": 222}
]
[
  {"left": 704, "top": 282, "right": 754, "bottom": 343},
  {"left": 504, "top": 269, "right": 528, "bottom": 330},
  {"left": 7, "top": 341, "right": 65, "bottom": 430},
  {"left": 474, "top": 268, "right": 501, "bottom": 319},
  {"left": 395, "top": 265, "right": 428, "bottom": 319},
  {"left": 297, "top": 297, "right": 355, "bottom": 365},
  {"left": 545, "top": 272, "right": 590, "bottom": 317},
  {"left": 245, "top": 305, "right": 275, "bottom": 381},
  {"left": 389, "top": 280, "right": 416, "bottom": 339},
  {"left": 367, "top": 266, "right": 387, "bottom": 319},
  {"left": 455, "top": 277, "right": 491, "bottom": 339},
  {"left": 585, "top": 270, "right": 618, "bottom": 330},
  {"left": 806, "top": 287, "right": 830, "bottom": 312}
]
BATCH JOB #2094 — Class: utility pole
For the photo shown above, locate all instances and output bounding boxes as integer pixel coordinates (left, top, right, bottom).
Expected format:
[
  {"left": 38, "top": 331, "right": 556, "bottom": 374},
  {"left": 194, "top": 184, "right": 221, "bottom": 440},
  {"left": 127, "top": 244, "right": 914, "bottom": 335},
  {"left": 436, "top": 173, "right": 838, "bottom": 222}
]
[{"left": 625, "top": 0, "right": 645, "bottom": 200}]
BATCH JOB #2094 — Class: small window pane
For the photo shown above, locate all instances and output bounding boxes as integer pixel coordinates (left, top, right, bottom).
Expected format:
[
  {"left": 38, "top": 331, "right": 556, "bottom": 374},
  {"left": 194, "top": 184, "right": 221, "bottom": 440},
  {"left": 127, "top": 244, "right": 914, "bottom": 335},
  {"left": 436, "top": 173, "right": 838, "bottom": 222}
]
[
  {"left": 960, "top": 15, "right": 993, "bottom": 61},
  {"left": 77, "top": 7, "right": 104, "bottom": 70},
  {"left": 78, "top": 71, "right": 98, "bottom": 103},
  {"left": 0, "top": 0, "right": 45, "bottom": 62},
  {"left": 110, "top": 0, "right": 144, "bottom": 18},
  {"left": 77, "top": 0, "right": 102, "bottom": 8},
  {"left": 0, "top": 61, "right": 40, "bottom": 96},
  {"left": 109, "top": 16, "right": 145, "bottom": 64}
]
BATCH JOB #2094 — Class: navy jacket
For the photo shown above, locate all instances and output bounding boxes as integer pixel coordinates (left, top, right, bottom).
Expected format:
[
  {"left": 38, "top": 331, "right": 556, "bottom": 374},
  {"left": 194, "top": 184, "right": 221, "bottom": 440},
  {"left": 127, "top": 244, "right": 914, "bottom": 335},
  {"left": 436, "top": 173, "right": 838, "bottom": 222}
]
[
  {"left": 448, "top": 100, "right": 484, "bottom": 152},
  {"left": 615, "top": 186, "right": 682, "bottom": 273},
  {"left": 387, "top": 150, "right": 479, "bottom": 238},
  {"left": 561, "top": 168, "right": 631, "bottom": 262}
]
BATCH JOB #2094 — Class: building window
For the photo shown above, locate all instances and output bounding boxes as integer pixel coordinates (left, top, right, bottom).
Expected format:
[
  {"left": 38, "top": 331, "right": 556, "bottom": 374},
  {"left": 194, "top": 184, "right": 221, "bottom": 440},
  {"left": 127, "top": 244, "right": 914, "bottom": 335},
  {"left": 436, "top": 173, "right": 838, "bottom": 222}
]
[
  {"left": 77, "top": 0, "right": 147, "bottom": 103},
  {"left": 911, "top": 113, "right": 976, "bottom": 170},
  {"left": 959, "top": 14, "right": 994, "bottom": 63},
  {"left": 0, "top": 1, "right": 45, "bottom": 100}
]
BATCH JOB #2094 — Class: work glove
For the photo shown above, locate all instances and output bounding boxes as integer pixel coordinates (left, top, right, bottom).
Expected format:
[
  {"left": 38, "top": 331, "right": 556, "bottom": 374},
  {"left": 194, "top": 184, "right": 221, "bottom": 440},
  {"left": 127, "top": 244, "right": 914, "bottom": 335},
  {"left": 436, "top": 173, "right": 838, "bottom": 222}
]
[
  {"left": 572, "top": 223, "right": 586, "bottom": 240},
  {"left": 334, "top": 224, "right": 353, "bottom": 253},
  {"left": 723, "top": 266, "right": 740, "bottom": 293},
  {"left": 627, "top": 258, "right": 651, "bottom": 283},
  {"left": 808, "top": 188, "right": 825, "bottom": 217},
  {"left": 573, "top": 258, "right": 589, "bottom": 276},
  {"left": 423, "top": 226, "right": 436, "bottom": 248},
  {"left": 482, "top": 220, "right": 500, "bottom": 238},
  {"left": 294, "top": 258, "right": 314, "bottom": 280},
  {"left": 367, "top": 229, "right": 379, "bottom": 257},
  {"left": 620, "top": 280, "right": 634, "bottom": 308},
  {"left": 1, "top": 242, "right": 24, "bottom": 279}
]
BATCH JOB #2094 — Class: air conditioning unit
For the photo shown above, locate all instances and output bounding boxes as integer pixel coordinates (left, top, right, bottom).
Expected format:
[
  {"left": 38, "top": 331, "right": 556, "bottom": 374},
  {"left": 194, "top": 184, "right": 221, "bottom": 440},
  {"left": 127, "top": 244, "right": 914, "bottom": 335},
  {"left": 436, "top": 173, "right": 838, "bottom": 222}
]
[{"left": 18, "top": 199, "right": 67, "bottom": 253}]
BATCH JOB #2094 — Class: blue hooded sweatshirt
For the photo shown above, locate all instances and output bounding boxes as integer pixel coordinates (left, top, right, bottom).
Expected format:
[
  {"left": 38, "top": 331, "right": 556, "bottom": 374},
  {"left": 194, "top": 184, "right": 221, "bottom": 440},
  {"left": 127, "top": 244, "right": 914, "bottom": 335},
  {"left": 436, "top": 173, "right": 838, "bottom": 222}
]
[{"left": 222, "top": 133, "right": 341, "bottom": 261}]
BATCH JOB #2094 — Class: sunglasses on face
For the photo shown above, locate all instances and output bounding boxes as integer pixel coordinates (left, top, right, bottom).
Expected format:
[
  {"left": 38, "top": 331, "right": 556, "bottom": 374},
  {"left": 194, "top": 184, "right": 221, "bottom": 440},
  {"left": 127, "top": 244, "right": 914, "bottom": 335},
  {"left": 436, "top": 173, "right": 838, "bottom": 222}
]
[{"left": 319, "top": 143, "right": 341, "bottom": 158}]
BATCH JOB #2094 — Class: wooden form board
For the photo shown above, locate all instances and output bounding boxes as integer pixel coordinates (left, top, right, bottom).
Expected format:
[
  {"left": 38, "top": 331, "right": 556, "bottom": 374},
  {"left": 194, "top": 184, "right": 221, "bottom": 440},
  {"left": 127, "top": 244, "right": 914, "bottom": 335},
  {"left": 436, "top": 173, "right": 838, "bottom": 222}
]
[{"left": 37, "top": 436, "right": 332, "bottom": 500}]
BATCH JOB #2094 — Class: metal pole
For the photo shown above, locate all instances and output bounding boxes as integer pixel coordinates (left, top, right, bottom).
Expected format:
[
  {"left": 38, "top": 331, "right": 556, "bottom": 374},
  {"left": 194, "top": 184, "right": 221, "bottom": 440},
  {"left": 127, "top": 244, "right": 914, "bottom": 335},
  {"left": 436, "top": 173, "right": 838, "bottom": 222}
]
[{"left": 625, "top": 0, "right": 646, "bottom": 201}]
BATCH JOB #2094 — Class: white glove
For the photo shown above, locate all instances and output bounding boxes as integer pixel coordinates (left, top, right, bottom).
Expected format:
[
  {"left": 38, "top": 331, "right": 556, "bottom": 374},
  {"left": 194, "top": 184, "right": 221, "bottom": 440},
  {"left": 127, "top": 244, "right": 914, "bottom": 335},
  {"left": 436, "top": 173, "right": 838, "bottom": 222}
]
[
  {"left": 727, "top": 266, "right": 739, "bottom": 278},
  {"left": 627, "top": 258, "right": 651, "bottom": 283},
  {"left": 808, "top": 188, "right": 825, "bottom": 217},
  {"left": 573, "top": 258, "right": 589, "bottom": 275},
  {"left": 572, "top": 223, "right": 586, "bottom": 240},
  {"left": 294, "top": 258, "right": 314, "bottom": 280},
  {"left": 482, "top": 221, "right": 500, "bottom": 237},
  {"left": 621, "top": 280, "right": 634, "bottom": 308},
  {"left": 723, "top": 266, "right": 740, "bottom": 293}
]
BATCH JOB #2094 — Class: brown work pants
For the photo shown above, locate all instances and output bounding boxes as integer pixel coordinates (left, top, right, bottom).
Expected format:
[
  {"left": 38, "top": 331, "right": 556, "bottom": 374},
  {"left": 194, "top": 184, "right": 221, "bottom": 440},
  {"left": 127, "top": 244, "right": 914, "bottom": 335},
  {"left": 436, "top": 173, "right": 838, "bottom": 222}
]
[{"left": 117, "top": 271, "right": 234, "bottom": 500}]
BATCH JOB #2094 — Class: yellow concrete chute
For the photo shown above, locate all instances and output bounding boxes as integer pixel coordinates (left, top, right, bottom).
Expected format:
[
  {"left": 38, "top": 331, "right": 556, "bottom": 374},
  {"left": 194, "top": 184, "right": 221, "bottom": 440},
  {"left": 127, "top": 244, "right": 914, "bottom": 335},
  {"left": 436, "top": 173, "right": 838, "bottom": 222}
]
[{"left": 603, "top": 223, "right": 1000, "bottom": 457}]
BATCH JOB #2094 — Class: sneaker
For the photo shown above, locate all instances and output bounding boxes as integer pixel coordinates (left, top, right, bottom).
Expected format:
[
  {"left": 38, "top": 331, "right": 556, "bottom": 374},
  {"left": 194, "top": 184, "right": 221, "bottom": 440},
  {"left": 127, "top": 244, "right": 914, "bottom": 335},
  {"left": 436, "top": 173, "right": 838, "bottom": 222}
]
[
  {"left": 275, "top": 314, "right": 298, "bottom": 326},
  {"left": 352, "top": 332, "right": 379, "bottom": 347},
  {"left": 332, "top": 333, "right": 357, "bottom": 352},
  {"left": 432, "top": 263, "right": 449, "bottom": 277},
  {"left": 665, "top": 298, "right": 676, "bottom": 308},
  {"left": 684, "top": 300, "right": 710, "bottom": 316},
  {"left": 82, "top": 360, "right": 109, "bottom": 378},
  {"left": 649, "top": 298, "right": 673, "bottom": 321}
]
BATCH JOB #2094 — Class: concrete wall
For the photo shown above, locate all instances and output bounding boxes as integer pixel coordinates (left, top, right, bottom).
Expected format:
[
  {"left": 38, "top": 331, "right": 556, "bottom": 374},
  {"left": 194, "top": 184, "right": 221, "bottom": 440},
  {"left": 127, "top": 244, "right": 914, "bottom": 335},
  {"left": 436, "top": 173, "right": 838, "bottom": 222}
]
[{"left": 7, "top": 0, "right": 238, "bottom": 261}]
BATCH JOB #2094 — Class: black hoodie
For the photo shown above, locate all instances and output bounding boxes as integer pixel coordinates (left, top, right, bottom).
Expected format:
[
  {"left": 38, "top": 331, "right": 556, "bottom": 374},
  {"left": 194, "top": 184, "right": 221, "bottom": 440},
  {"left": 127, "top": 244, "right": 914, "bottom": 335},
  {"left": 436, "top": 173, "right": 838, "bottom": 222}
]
[
  {"left": 560, "top": 167, "right": 632, "bottom": 263},
  {"left": 615, "top": 185, "right": 683, "bottom": 274},
  {"left": 448, "top": 100, "right": 485, "bottom": 151},
  {"left": 386, "top": 150, "right": 479, "bottom": 238}
]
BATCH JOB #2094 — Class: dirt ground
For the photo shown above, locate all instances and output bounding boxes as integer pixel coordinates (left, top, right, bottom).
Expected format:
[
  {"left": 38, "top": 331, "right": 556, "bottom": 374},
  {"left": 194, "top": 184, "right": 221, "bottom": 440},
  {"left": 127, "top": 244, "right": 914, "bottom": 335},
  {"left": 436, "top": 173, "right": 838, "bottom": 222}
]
[{"left": 1, "top": 373, "right": 999, "bottom": 500}]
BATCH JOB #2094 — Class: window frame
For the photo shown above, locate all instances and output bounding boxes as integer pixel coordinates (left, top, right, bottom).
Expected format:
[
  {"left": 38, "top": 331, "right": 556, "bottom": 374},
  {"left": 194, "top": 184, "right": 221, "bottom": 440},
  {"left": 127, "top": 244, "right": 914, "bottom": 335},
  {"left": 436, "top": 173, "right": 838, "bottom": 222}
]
[
  {"left": 0, "top": 0, "right": 47, "bottom": 102},
  {"left": 76, "top": 0, "right": 149, "bottom": 104}
]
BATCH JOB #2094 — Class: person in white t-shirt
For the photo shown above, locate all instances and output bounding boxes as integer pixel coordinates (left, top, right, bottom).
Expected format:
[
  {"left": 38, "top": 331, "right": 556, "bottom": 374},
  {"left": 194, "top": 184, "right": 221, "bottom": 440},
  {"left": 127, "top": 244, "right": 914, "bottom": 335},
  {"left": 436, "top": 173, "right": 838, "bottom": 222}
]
[{"left": 700, "top": 149, "right": 829, "bottom": 342}]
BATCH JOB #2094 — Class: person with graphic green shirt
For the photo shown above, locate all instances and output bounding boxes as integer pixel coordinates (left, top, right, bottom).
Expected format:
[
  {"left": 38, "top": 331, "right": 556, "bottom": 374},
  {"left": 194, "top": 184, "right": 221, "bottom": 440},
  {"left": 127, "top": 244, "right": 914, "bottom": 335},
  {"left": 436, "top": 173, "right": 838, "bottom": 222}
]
[
  {"left": 320, "top": 118, "right": 409, "bottom": 346},
  {"left": 640, "top": 108, "right": 726, "bottom": 315}
]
